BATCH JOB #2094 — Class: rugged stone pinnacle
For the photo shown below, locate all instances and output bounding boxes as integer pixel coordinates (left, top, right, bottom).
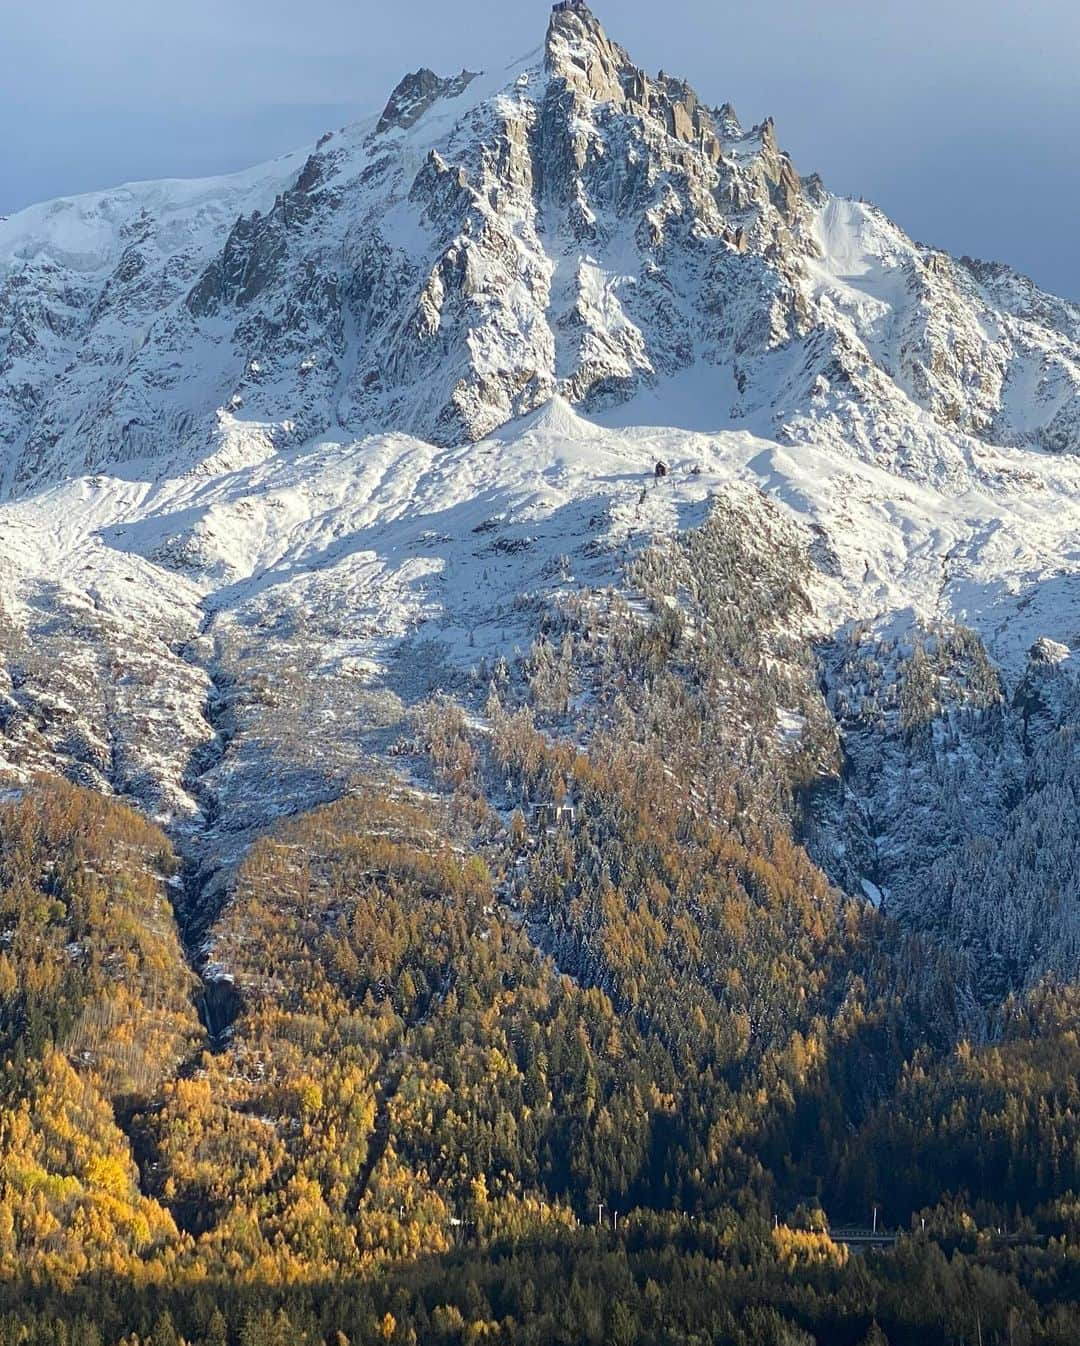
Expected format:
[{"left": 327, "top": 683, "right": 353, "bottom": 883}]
[{"left": 545, "top": 0, "right": 635, "bottom": 103}]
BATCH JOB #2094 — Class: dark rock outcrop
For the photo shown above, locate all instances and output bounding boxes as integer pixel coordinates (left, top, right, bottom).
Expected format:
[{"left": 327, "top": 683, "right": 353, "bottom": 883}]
[{"left": 377, "top": 68, "right": 479, "bottom": 135}]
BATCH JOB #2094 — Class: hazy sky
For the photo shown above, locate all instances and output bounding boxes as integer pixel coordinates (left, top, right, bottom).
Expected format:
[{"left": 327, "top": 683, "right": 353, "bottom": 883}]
[{"left": 3, "top": 0, "right": 1078, "bottom": 298}]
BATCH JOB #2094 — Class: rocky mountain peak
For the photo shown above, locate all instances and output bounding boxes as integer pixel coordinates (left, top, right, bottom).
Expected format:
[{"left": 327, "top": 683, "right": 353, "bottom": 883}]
[
  {"left": 716, "top": 101, "right": 743, "bottom": 138},
  {"left": 377, "top": 67, "right": 480, "bottom": 134},
  {"left": 2, "top": 1, "right": 1080, "bottom": 495},
  {"left": 545, "top": 0, "right": 635, "bottom": 103}
]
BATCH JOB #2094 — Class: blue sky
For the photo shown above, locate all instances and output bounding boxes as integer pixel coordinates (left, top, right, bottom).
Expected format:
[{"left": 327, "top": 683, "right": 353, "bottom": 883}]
[{"left": 3, "top": 0, "right": 1078, "bottom": 298}]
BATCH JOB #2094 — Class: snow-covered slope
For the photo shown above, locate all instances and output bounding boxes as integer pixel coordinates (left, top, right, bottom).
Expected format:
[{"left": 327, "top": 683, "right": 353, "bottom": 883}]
[
  {"left": 2, "top": 1, "right": 1080, "bottom": 989},
  {"left": 3, "top": 388, "right": 1080, "bottom": 827}
]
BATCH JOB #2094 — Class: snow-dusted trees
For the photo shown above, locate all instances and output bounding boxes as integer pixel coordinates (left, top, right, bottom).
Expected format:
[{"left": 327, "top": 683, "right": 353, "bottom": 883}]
[{"left": 811, "top": 617, "right": 1080, "bottom": 1002}]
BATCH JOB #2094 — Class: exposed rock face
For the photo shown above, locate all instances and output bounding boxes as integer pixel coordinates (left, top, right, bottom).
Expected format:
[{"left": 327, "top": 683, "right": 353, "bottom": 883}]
[
  {"left": 0, "top": 3, "right": 1079, "bottom": 493},
  {"left": 1029, "top": 636, "right": 1071, "bottom": 665},
  {"left": 545, "top": 1, "right": 634, "bottom": 103},
  {"left": 1013, "top": 638, "right": 1074, "bottom": 740},
  {"left": 376, "top": 68, "right": 479, "bottom": 134}
]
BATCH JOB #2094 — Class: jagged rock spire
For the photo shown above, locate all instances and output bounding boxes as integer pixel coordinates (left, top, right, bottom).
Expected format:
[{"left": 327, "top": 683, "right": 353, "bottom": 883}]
[
  {"left": 545, "top": 0, "right": 634, "bottom": 103},
  {"left": 716, "top": 101, "right": 742, "bottom": 138}
]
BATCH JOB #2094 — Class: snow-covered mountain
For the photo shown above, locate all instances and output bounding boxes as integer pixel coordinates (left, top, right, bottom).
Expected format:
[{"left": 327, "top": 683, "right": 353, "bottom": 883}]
[
  {"left": 3, "top": 1, "right": 1080, "bottom": 990},
  {"left": 5, "top": 0, "right": 1080, "bottom": 494}
]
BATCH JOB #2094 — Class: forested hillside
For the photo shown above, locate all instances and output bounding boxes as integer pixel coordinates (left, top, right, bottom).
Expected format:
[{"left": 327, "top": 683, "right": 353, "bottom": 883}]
[{"left": 3, "top": 515, "right": 1080, "bottom": 1341}]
